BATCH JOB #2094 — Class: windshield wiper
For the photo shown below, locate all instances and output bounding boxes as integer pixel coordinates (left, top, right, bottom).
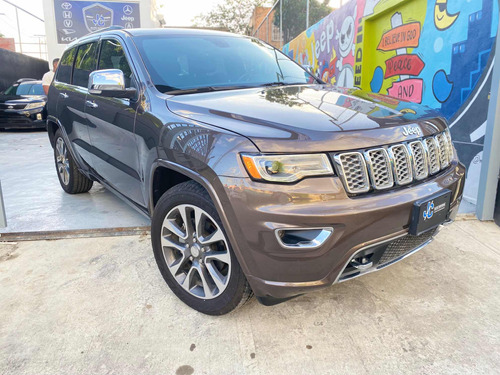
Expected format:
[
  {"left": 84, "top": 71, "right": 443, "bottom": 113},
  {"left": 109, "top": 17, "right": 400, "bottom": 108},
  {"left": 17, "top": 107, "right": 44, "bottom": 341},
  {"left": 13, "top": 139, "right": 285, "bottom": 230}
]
[
  {"left": 165, "top": 85, "right": 252, "bottom": 95},
  {"left": 260, "top": 82, "right": 307, "bottom": 87}
]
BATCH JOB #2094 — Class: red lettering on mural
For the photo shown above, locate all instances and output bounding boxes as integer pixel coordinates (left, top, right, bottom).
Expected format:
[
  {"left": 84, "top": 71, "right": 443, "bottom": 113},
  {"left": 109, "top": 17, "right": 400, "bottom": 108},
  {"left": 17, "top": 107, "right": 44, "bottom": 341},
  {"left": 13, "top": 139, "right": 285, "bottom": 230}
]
[
  {"left": 385, "top": 54, "right": 425, "bottom": 78},
  {"left": 377, "top": 22, "right": 421, "bottom": 51},
  {"left": 387, "top": 79, "right": 423, "bottom": 103}
]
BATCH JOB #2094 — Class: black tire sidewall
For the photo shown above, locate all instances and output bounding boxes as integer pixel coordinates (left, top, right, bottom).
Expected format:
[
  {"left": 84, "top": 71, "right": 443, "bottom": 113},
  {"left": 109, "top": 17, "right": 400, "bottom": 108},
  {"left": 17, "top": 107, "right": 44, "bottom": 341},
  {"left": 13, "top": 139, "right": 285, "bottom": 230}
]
[
  {"left": 53, "top": 129, "right": 92, "bottom": 194},
  {"left": 151, "top": 182, "right": 248, "bottom": 315}
]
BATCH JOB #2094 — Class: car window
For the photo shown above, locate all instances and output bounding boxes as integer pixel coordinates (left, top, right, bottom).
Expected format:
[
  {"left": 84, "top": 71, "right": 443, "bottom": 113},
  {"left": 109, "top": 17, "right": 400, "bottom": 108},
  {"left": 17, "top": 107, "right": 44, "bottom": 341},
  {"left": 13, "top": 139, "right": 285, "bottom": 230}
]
[
  {"left": 15, "top": 84, "right": 33, "bottom": 95},
  {"left": 134, "top": 35, "right": 314, "bottom": 93},
  {"left": 98, "top": 39, "right": 133, "bottom": 88},
  {"left": 56, "top": 47, "right": 77, "bottom": 84},
  {"left": 29, "top": 84, "right": 45, "bottom": 95},
  {"left": 73, "top": 42, "right": 98, "bottom": 88},
  {"left": 3, "top": 84, "right": 18, "bottom": 95}
]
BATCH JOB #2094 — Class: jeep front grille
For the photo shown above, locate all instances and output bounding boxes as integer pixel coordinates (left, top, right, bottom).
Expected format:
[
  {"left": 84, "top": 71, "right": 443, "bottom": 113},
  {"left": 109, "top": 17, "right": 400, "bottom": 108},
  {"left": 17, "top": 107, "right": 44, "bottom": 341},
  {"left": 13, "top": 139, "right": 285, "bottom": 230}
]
[
  {"left": 365, "top": 148, "right": 393, "bottom": 190},
  {"left": 425, "top": 138, "right": 440, "bottom": 174},
  {"left": 333, "top": 130, "right": 453, "bottom": 195},
  {"left": 334, "top": 152, "right": 370, "bottom": 193}
]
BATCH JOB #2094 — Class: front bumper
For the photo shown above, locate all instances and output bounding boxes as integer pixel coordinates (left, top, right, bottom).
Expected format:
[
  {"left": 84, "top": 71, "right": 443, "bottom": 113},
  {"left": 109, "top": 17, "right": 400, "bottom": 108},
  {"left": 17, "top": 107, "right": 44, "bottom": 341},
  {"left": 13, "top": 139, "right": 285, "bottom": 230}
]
[
  {"left": 0, "top": 109, "right": 46, "bottom": 129},
  {"left": 218, "top": 160, "right": 465, "bottom": 301}
]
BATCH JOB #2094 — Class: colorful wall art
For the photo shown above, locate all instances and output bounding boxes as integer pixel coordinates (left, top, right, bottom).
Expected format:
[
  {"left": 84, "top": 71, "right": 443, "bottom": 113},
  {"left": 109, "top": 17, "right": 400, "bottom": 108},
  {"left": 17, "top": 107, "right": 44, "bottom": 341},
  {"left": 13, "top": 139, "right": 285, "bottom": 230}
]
[{"left": 283, "top": 0, "right": 499, "bottom": 212}]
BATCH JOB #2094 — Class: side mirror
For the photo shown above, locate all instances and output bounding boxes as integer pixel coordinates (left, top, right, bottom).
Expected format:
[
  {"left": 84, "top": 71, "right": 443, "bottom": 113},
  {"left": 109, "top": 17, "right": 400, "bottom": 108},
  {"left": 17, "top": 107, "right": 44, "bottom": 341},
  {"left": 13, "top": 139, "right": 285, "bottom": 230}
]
[{"left": 88, "top": 69, "right": 136, "bottom": 99}]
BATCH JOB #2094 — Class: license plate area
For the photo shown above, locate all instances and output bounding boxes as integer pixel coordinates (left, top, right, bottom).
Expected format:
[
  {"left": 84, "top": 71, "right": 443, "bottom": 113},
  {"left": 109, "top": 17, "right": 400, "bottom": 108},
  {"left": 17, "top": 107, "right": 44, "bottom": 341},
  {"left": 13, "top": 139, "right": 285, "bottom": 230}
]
[{"left": 409, "top": 190, "right": 451, "bottom": 236}]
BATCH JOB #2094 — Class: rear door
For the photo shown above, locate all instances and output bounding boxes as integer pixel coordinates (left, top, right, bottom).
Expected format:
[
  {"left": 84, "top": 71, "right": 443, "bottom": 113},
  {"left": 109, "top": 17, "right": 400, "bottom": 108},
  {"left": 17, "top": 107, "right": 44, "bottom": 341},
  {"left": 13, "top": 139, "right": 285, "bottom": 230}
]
[
  {"left": 86, "top": 38, "right": 144, "bottom": 206},
  {"left": 54, "top": 42, "right": 98, "bottom": 168}
]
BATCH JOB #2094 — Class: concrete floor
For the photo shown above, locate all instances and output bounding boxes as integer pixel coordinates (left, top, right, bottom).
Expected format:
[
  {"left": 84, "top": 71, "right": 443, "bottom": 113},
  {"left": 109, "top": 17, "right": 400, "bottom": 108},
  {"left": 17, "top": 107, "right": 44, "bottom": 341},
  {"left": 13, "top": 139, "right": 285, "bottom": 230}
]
[
  {"left": 1, "top": 219, "right": 499, "bottom": 375},
  {"left": 0, "top": 131, "right": 149, "bottom": 234}
]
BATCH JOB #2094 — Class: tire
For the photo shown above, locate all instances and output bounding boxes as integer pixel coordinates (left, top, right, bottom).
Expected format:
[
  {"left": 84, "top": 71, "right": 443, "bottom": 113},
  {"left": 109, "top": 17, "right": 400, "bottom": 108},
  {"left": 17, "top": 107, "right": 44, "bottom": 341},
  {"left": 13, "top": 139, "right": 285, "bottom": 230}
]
[
  {"left": 151, "top": 181, "right": 253, "bottom": 315},
  {"left": 53, "top": 129, "right": 93, "bottom": 194}
]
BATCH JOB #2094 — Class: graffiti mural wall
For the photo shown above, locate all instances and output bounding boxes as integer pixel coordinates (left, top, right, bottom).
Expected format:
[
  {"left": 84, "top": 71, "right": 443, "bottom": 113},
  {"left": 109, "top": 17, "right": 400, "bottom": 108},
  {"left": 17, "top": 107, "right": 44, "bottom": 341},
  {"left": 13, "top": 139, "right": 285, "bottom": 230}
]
[{"left": 283, "top": 0, "right": 499, "bottom": 212}]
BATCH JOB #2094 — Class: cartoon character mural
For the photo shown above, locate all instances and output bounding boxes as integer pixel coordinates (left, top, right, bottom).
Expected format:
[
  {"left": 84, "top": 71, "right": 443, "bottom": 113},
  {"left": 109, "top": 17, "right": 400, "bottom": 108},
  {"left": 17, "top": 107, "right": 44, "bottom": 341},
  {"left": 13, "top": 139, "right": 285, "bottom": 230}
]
[
  {"left": 336, "top": 4, "right": 357, "bottom": 87},
  {"left": 282, "top": 0, "right": 499, "bottom": 213}
]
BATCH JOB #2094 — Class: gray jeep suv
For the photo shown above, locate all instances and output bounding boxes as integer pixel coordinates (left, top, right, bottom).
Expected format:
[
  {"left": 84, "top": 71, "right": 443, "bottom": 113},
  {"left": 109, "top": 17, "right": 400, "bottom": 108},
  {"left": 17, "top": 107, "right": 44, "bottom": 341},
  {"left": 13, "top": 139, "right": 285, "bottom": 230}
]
[{"left": 47, "top": 27, "right": 465, "bottom": 315}]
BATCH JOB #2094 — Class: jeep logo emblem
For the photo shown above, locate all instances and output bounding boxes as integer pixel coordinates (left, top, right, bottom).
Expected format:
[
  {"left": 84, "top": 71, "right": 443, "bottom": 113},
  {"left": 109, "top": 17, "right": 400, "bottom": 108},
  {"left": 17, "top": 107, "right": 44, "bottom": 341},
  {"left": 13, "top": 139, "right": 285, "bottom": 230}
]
[{"left": 402, "top": 126, "right": 422, "bottom": 137}]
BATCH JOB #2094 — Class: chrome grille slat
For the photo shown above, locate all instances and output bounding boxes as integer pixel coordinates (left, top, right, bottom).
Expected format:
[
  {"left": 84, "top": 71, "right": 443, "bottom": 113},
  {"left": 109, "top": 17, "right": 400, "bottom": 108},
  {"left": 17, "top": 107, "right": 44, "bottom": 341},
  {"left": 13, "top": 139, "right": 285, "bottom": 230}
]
[
  {"left": 364, "top": 148, "right": 394, "bottom": 190},
  {"left": 444, "top": 130, "right": 454, "bottom": 161},
  {"left": 388, "top": 145, "right": 413, "bottom": 185},
  {"left": 424, "top": 138, "right": 440, "bottom": 174},
  {"left": 335, "top": 152, "right": 370, "bottom": 194},
  {"left": 435, "top": 133, "right": 450, "bottom": 168},
  {"left": 408, "top": 141, "right": 429, "bottom": 180},
  {"left": 334, "top": 130, "right": 453, "bottom": 195}
]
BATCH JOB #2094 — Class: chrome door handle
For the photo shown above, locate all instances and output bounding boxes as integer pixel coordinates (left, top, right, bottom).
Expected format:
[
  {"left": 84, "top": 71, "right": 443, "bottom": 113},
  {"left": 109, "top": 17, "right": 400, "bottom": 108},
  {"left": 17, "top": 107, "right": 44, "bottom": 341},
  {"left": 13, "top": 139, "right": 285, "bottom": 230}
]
[
  {"left": 85, "top": 100, "right": 98, "bottom": 109},
  {"left": 59, "top": 93, "right": 68, "bottom": 99}
]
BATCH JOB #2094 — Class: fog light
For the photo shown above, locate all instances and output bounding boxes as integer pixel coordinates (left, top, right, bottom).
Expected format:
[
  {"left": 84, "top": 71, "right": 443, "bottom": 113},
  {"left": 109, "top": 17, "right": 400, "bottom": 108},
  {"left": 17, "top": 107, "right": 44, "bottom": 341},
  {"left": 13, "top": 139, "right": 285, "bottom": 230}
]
[
  {"left": 36, "top": 113, "right": 42, "bottom": 120},
  {"left": 275, "top": 228, "right": 333, "bottom": 249}
]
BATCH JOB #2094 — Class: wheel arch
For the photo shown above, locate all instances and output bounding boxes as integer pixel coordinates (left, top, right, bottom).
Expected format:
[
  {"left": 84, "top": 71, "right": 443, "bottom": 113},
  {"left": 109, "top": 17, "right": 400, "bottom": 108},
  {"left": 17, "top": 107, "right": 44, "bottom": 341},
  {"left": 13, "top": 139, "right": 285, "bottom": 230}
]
[
  {"left": 149, "top": 160, "right": 251, "bottom": 278},
  {"left": 46, "top": 116, "right": 60, "bottom": 148}
]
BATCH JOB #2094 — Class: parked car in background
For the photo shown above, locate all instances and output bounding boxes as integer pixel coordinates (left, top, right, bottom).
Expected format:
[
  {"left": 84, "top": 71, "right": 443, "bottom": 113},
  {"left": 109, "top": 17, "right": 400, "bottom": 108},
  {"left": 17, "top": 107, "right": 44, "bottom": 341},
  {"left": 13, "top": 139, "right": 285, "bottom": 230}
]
[
  {"left": 0, "top": 79, "right": 47, "bottom": 130},
  {"left": 46, "top": 27, "right": 465, "bottom": 315}
]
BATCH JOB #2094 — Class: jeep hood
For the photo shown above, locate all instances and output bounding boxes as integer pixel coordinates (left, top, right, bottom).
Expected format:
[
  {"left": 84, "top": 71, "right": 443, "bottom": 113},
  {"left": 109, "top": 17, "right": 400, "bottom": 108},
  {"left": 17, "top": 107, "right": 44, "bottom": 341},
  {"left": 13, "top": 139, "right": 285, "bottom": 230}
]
[{"left": 166, "top": 84, "right": 446, "bottom": 153}]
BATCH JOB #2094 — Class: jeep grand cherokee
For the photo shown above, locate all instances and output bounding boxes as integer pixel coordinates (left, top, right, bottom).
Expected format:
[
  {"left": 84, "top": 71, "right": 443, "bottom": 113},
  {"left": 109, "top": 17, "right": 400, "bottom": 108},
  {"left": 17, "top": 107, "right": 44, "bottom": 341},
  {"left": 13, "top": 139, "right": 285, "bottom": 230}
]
[{"left": 47, "top": 28, "right": 465, "bottom": 315}]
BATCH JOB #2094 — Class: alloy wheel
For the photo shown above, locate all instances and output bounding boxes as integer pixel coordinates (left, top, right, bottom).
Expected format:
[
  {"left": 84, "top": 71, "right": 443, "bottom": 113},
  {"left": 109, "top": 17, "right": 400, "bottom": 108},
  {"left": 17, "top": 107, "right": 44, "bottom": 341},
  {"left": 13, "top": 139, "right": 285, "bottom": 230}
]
[
  {"left": 161, "top": 204, "right": 231, "bottom": 299},
  {"left": 55, "top": 137, "right": 70, "bottom": 185}
]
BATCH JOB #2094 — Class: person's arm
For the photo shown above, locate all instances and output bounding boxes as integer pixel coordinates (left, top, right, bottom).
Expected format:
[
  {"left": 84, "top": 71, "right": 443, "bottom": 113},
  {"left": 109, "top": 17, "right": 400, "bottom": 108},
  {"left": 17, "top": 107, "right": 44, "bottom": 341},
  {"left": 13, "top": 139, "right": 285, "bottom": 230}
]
[{"left": 42, "top": 72, "right": 52, "bottom": 95}]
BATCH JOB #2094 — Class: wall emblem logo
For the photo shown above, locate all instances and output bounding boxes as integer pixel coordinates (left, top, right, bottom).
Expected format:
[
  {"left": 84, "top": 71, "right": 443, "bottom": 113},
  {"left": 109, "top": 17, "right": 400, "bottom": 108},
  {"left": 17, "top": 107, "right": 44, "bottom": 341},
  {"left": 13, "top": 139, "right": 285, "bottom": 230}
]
[
  {"left": 83, "top": 3, "right": 113, "bottom": 33},
  {"left": 402, "top": 126, "right": 422, "bottom": 137},
  {"left": 61, "top": 2, "right": 72, "bottom": 10},
  {"left": 123, "top": 5, "right": 133, "bottom": 15},
  {"left": 423, "top": 201, "right": 434, "bottom": 220}
]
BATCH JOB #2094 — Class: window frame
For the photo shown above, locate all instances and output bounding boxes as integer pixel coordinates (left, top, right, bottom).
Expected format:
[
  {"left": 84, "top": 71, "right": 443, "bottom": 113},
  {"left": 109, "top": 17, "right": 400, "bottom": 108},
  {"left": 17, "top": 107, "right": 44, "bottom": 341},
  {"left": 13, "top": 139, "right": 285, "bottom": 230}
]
[
  {"left": 54, "top": 46, "right": 77, "bottom": 85},
  {"left": 72, "top": 41, "right": 99, "bottom": 88},
  {"left": 97, "top": 37, "right": 136, "bottom": 89}
]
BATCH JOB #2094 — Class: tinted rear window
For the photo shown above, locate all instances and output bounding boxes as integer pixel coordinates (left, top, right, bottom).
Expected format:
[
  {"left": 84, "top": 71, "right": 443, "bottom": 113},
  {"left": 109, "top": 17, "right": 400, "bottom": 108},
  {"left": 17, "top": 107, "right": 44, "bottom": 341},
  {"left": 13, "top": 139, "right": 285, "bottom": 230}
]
[{"left": 56, "top": 47, "right": 76, "bottom": 84}]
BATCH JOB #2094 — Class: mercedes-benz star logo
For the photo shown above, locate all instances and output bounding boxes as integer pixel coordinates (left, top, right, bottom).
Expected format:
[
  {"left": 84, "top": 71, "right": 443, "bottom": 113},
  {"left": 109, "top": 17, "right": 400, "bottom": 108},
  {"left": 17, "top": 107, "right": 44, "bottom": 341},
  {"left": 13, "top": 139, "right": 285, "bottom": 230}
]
[{"left": 123, "top": 5, "right": 133, "bottom": 15}]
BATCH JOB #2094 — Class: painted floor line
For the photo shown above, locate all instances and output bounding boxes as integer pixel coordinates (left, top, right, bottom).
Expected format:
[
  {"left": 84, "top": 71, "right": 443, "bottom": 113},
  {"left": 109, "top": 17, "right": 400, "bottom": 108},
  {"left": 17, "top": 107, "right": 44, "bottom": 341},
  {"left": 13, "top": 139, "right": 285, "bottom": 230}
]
[{"left": 0, "top": 226, "right": 151, "bottom": 242}]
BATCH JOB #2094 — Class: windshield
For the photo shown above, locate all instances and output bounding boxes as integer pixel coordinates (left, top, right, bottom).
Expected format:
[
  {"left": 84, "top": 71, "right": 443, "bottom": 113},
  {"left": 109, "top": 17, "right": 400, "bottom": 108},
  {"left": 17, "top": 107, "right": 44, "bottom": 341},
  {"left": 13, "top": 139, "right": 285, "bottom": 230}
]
[
  {"left": 134, "top": 34, "right": 316, "bottom": 93},
  {"left": 2, "top": 83, "right": 44, "bottom": 96}
]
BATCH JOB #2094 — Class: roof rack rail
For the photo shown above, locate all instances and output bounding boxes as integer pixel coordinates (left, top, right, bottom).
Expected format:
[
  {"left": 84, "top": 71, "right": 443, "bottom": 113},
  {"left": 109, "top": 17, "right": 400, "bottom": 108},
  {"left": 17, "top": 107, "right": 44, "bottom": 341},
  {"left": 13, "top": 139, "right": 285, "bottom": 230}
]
[{"left": 88, "top": 25, "right": 125, "bottom": 35}]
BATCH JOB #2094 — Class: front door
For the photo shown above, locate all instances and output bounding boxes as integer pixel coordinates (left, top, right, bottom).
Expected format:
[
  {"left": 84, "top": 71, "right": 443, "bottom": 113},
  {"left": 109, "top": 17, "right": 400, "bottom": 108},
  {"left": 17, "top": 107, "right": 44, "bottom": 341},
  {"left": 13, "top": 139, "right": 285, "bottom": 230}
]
[{"left": 86, "top": 38, "right": 144, "bottom": 207}]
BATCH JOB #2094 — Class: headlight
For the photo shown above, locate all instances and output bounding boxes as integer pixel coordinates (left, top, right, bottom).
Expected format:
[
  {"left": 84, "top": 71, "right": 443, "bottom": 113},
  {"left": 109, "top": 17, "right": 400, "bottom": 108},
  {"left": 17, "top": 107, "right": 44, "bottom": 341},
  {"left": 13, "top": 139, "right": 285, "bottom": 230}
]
[
  {"left": 24, "top": 102, "right": 45, "bottom": 110},
  {"left": 241, "top": 153, "right": 334, "bottom": 183}
]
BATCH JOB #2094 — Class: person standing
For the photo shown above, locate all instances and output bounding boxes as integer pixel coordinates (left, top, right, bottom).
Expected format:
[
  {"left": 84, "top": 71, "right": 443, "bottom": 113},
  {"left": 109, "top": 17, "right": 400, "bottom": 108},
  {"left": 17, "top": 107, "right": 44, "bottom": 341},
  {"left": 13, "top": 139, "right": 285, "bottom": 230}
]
[{"left": 42, "top": 58, "right": 59, "bottom": 95}]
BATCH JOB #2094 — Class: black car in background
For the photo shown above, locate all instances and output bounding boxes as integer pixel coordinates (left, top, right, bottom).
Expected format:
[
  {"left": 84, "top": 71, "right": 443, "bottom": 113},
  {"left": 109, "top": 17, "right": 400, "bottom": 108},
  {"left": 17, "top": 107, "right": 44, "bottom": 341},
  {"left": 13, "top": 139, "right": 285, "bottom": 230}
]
[{"left": 0, "top": 79, "right": 47, "bottom": 130}]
